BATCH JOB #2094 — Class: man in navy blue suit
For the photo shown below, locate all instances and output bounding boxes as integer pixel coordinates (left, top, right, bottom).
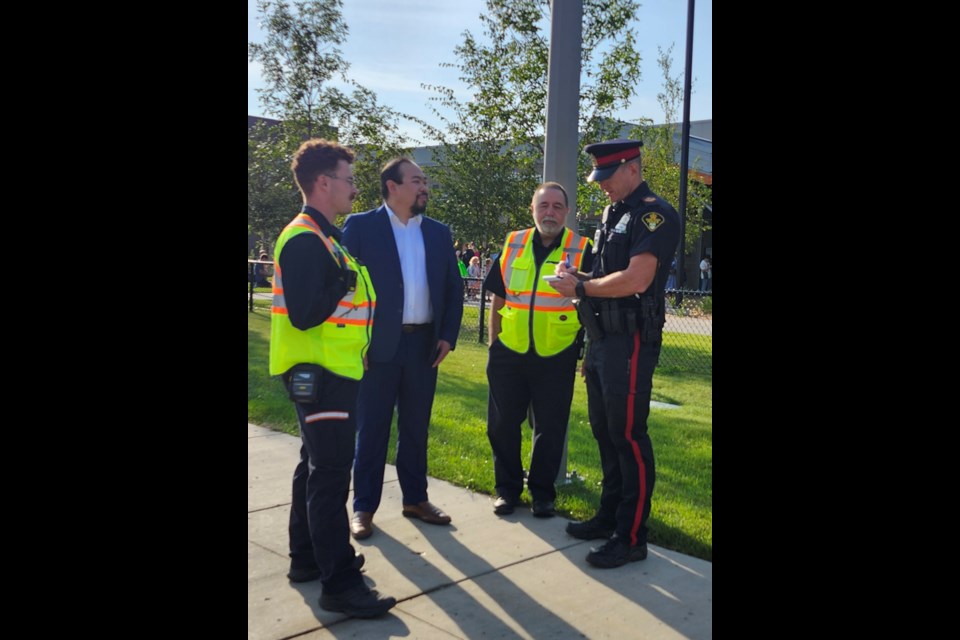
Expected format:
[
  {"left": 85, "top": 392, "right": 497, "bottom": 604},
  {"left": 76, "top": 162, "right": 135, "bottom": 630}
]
[{"left": 341, "top": 157, "right": 464, "bottom": 540}]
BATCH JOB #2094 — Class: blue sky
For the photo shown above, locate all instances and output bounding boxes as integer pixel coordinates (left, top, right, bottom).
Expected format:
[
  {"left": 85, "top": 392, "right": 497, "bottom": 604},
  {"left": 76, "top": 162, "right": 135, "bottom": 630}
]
[{"left": 248, "top": 0, "right": 711, "bottom": 145}]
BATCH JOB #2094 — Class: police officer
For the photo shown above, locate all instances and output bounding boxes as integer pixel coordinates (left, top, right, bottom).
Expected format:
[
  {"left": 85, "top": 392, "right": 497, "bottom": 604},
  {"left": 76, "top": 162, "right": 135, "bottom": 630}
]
[
  {"left": 549, "top": 139, "right": 680, "bottom": 568},
  {"left": 483, "top": 182, "right": 592, "bottom": 518},
  {"left": 269, "top": 139, "right": 396, "bottom": 617}
]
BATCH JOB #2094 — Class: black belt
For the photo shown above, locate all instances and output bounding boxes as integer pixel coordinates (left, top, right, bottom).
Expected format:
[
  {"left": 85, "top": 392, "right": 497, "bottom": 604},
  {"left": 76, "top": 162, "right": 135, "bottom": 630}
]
[{"left": 401, "top": 323, "right": 433, "bottom": 333}]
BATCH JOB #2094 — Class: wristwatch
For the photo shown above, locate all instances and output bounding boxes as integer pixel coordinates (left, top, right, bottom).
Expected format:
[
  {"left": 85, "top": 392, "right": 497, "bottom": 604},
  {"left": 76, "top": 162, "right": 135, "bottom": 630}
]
[{"left": 575, "top": 280, "right": 586, "bottom": 299}]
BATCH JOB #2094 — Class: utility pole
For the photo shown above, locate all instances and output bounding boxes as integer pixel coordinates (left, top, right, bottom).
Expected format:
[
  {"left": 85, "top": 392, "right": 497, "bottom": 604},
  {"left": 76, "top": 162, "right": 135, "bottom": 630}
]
[
  {"left": 677, "top": 0, "right": 696, "bottom": 290},
  {"left": 542, "top": 0, "right": 583, "bottom": 484}
]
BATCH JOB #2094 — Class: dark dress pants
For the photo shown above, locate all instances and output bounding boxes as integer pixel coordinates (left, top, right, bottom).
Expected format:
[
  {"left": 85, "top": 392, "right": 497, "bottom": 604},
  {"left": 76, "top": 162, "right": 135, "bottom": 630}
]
[
  {"left": 288, "top": 372, "right": 364, "bottom": 594},
  {"left": 353, "top": 328, "right": 438, "bottom": 512},
  {"left": 583, "top": 330, "right": 661, "bottom": 547},
  {"left": 486, "top": 339, "right": 578, "bottom": 502}
]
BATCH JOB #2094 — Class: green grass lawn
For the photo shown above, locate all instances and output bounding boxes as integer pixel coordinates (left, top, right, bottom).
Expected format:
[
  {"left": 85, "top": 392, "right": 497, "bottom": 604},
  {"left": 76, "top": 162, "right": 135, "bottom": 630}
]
[{"left": 248, "top": 308, "right": 712, "bottom": 560}]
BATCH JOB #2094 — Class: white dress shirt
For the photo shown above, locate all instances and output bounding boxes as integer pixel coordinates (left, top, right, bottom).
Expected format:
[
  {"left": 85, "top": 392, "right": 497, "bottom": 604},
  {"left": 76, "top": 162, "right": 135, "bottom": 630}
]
[{"left": 385, "top": 203, "right": 433, "bottom": 324}]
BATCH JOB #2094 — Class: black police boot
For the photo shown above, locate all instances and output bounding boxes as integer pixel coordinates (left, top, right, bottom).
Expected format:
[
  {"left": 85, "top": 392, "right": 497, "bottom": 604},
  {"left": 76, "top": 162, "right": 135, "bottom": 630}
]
[
  {"left": 287, "top": 566, "right": 322, "bottom": 583},
  {"left": 531, "top": 500, "right": 555, "bottom": 518},
  {"left": 319, "top": 584, "right": 397, "bottom": 618},
  {"left": 585, "top": 535, "right": 647, "bottom": 568},
  {"left": 287, "top": 553, "right": 364, "bottom": 582},
  {"left": 565, "top": 515, "right": 616, "bottom": 540},
  {"left": 493, "top": 495, "right": 517, "bottom": 515}
]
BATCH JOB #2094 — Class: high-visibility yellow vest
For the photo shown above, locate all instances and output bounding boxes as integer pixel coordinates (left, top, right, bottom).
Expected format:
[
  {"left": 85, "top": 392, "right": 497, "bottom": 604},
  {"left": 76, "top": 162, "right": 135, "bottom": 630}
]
[
  {"left": 269, "top": 213, "right": 376, "bottom": 380},
  {"left": 498, "top": 227, "right": 589, "bottom": 356}
]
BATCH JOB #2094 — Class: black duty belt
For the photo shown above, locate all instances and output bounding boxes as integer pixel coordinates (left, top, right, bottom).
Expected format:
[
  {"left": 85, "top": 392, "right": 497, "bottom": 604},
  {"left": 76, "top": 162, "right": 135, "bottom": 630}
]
[{"left": 401, "top": 323, "right": 433, "bottom": 333}]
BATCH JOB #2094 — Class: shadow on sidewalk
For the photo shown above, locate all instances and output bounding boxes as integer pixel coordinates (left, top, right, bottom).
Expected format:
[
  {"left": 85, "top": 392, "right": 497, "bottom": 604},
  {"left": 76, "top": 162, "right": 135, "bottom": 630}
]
[{"left": 354, "top": 525, "right": 585, "bottom": 638}]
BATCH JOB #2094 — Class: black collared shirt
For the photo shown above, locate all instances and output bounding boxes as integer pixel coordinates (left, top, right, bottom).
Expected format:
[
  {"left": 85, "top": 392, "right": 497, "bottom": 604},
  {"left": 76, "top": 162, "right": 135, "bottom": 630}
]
[
  {"left": 592, "top": 181, "right": 680, "bottom": 293},
  {"left": 278, "top": 205, "right": 349, "bottom": 330},
  {"left": 483, "top": 228, "right": 594, "bottom": 298}
]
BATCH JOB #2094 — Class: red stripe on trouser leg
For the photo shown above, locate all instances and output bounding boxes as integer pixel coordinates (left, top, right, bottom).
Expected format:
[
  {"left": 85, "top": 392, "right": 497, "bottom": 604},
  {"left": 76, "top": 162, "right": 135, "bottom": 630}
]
[{"left": 625, "top": 331, "right": 645, "bottom": 547}]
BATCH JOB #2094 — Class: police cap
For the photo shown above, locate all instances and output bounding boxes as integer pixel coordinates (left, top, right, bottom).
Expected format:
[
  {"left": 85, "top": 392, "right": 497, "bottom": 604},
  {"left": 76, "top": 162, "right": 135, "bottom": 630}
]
[{"left": 583, "top": 138, "right": 643, "bottom": 183}]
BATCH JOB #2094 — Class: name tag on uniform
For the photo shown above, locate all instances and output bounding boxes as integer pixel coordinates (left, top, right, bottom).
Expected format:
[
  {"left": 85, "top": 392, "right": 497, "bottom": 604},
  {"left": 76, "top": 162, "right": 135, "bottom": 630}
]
[{"left": 613, "top": 212, "right": 631, "bottom": 234}]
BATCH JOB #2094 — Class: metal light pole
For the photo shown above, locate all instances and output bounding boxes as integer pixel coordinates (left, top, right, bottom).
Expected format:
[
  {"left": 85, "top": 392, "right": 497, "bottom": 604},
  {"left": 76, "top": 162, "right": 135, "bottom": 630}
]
[
  {"left": 543, "top": 0, "right": 583, "bottom": 229},
  {"left": 677, "top": 0, "right": 696, "bottom": 290},
  {"left": 542, "top": 0, "right": 583, "bottom": 484}
]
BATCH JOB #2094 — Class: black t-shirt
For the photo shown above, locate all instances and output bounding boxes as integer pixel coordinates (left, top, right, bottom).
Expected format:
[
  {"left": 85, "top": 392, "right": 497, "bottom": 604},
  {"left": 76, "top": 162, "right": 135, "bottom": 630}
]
[
  {"left": 591, "top": 181, "right": 680, "bottom": 298},
  {"left": 483, "top": 228, "right": 594, "bottom": 298},
  {"left": 277, "top": 206, "right": 349, "bottom": 331}
]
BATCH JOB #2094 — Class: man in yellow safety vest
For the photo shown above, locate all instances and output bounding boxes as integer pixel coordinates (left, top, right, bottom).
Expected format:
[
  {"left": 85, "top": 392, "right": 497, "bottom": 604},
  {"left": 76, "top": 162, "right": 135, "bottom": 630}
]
[
  {"left": 268, "top": 138, "right": 395, "bottom": 618},
  {"left": 482, "top": 182, "right": 592, "bottom": 518}
]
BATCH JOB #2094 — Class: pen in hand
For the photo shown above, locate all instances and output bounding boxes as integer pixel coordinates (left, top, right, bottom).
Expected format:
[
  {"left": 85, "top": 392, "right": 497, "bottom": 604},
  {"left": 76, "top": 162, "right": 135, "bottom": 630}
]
[{"left": 555, "top": 253, "right": 574, "bottom": 278}]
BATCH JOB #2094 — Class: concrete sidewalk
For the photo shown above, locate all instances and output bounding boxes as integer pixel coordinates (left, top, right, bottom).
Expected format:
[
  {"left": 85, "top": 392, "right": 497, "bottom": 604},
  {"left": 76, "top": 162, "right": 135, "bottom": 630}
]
[{"left": 248, "top": 423, "right": 712, "bottom": 639}]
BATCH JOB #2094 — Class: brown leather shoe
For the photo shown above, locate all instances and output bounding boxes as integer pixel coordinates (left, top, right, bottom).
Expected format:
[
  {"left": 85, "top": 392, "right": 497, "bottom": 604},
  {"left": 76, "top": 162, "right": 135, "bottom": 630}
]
[
  {"left": 350, "top": 511, "right": 374, "bottom": 540},
  {"left": 402, "top": 501, "right": 452, "bottom": 525}
]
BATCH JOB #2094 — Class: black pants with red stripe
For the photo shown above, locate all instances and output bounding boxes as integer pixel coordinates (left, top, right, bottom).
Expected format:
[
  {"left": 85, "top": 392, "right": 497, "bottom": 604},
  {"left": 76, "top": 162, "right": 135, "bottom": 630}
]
[
  {"left": 583, "top": 330, "right": 661, "bottom": 547},
  {"left": 288, "top": 371, "right": 364, "bottom": 594}
]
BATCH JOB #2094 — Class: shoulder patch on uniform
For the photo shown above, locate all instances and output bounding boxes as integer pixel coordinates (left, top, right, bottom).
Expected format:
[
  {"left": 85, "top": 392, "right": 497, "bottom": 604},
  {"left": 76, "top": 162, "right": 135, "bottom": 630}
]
[
  {"left": 643, "top": 196, "right": 656, "bottom": 202},
  {"left": 641, "top": 212, "right": 664, "bottom": 231}
]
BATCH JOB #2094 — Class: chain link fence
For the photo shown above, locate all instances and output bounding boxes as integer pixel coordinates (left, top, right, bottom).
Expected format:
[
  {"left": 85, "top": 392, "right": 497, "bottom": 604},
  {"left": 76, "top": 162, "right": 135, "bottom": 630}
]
[
  {"left": 248, "top": 272, "right": 711, "bottom": 375},
  {"left": 459, "top": 279, "right": 711, "bottom": 374},
  {"left": 661, "top": 289, "right": 712, "bottom": 374}
]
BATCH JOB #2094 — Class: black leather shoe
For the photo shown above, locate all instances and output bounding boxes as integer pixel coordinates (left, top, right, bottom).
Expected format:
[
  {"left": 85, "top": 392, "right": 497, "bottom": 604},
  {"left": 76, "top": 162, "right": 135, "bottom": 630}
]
[
  {"left": 287, "top": 566, "right": 322, "bottom": 583},
  {"left": 319, "top": 584, "right": 397, "bottom": 618},
  {"left": 287, "top": 553, "right": 364, "bottom": 582},
  {"left": 531, "top": 500, "right": 555, "bottom": 518},
  {"left": 585, "top": 535, "right": 647, "bottom": 568},
  {"left": 566, "top": 516, "right": 616, "bottom": 540},
  {"left": 493, "top": 495, "right": 517, "bottom": 515}
]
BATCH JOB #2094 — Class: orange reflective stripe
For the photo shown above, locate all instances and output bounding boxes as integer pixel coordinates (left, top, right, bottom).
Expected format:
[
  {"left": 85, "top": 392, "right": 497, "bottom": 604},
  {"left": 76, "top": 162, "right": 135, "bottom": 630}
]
[
  {"left": 531, "top": 303, "right": 575, "bottom": 312},
  {"left": 500, "top": 230, "right": 520, "bottom": 281},
  {"left": 515, "top": 229, "right": 533, "bottom": 258},
  {"left": 338, "top": 300, "right": 374, "bottom": 309},
  {"left": 272, "top": 306, "right": 288, "bottom": 315},
  {"left": 573, "top": 236, "right": 589, "bottom": 268},
  {"left": 286, "top": 214, "right": 340, "bottom": 265}
]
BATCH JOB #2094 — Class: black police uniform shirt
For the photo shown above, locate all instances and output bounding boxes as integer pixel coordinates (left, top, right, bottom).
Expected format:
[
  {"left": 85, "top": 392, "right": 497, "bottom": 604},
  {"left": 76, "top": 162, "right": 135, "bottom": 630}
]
[
  {"left": 593, "top": 181, "right": 680, "bottom": 297},
  {"left": 278, "top": 205, "right": 350, "bottom": 331},
  {"left": 483, "top": 228, "right": 594, "bottom": 299}
]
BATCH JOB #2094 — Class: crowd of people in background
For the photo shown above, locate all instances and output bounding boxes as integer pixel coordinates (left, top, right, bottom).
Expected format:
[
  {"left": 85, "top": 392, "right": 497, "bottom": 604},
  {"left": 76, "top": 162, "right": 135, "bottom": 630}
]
[
  {"left": 259, "top": 240, "right": 710, "bottom": 298},
  {"left": 455, "top": 241, "right": 493, "bottom": 301}
]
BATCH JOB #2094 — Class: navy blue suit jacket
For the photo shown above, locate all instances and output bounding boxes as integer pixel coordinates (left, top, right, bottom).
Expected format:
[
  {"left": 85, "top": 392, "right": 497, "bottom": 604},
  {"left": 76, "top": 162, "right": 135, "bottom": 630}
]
[{"left": 342, "top": 206, "right": 464, "bottom": 363}]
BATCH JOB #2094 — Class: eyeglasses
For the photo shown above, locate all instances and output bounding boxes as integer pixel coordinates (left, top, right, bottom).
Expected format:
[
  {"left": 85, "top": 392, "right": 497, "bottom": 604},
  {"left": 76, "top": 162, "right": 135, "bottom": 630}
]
[{"left": 324, "top": 174, "right": 356, "bottom": 187}]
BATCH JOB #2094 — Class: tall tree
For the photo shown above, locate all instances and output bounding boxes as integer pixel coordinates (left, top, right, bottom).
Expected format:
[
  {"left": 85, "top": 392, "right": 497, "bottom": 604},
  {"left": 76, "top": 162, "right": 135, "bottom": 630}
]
[
  {"left": 430, "top": 139, "right": 539, "bottom": 255},
  {"left": 630, "top": 45, "right": 712, "bottom": 284},
  {"left": 416, "top": 0, "right": 642, "bottom": 249},
  {"left": 248, "top": 121, "right": 300, "bottom": 256},
  {"left": 248, "top": 0, "right": 410, "bottom": 244}
]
